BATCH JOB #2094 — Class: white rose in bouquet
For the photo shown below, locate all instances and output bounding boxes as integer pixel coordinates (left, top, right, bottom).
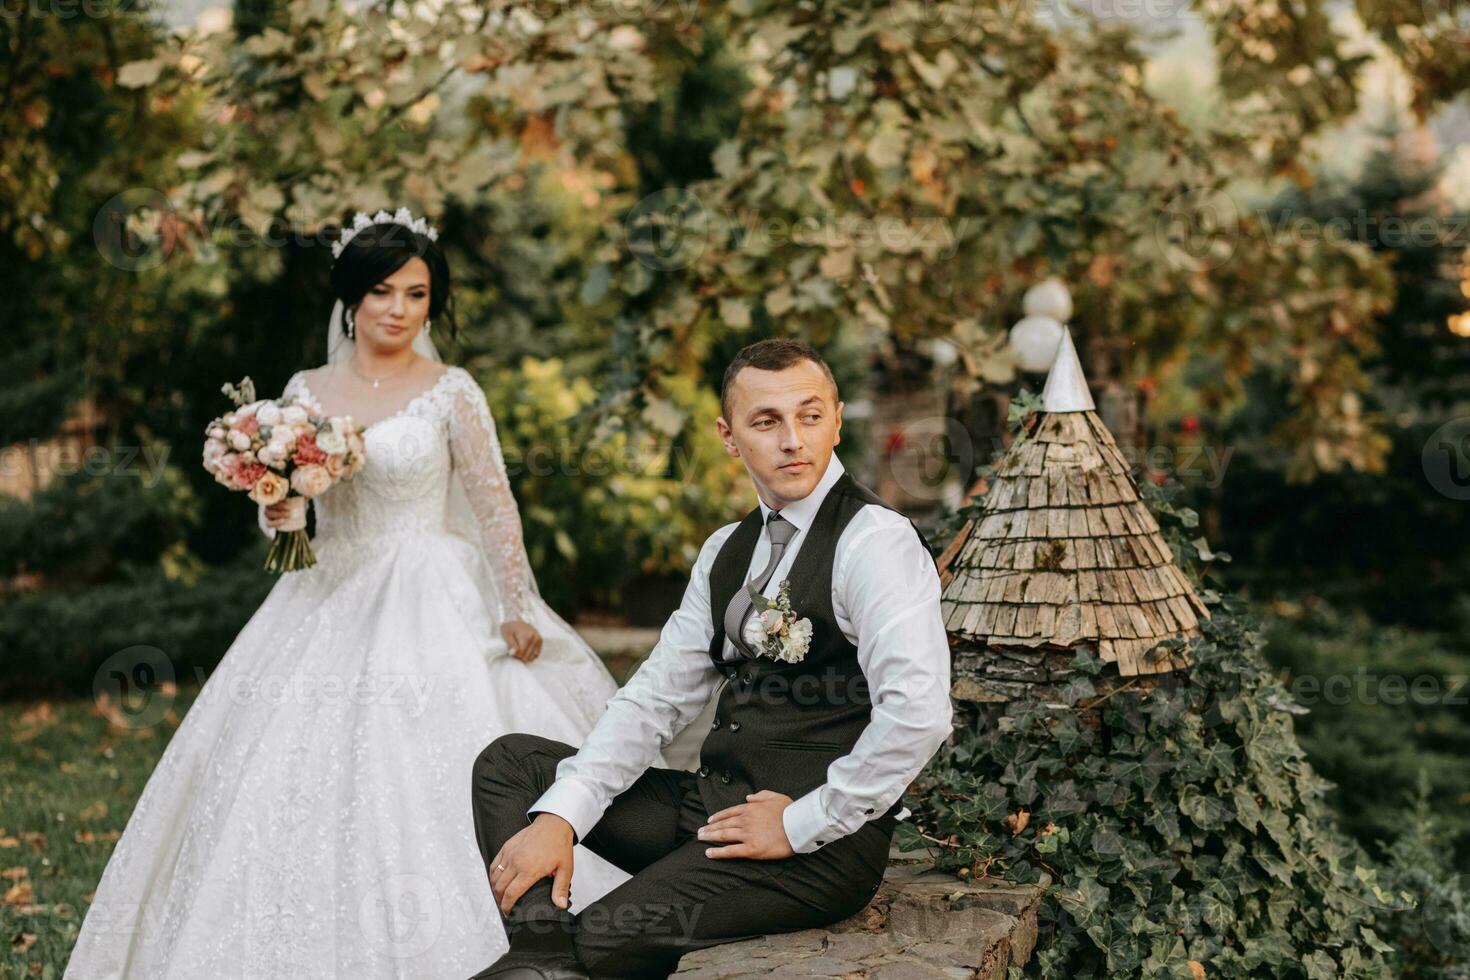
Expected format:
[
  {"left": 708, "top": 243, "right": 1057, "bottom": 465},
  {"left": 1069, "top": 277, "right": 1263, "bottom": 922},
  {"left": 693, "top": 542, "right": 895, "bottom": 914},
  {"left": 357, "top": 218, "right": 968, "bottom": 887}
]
[
  {"left": 315, "top": 425, "right": 347, "bottom": 455},
  {"left": 257, "top": 444, "right": 287, "bottom": 470}
]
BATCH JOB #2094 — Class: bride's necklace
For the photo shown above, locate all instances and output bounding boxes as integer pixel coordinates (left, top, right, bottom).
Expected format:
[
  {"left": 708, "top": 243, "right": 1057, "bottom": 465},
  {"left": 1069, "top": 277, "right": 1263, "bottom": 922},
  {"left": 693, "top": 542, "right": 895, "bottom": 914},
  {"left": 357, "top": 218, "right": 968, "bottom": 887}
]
[{"left": 349, "top": 355, "right": 416, "bottom": 390}]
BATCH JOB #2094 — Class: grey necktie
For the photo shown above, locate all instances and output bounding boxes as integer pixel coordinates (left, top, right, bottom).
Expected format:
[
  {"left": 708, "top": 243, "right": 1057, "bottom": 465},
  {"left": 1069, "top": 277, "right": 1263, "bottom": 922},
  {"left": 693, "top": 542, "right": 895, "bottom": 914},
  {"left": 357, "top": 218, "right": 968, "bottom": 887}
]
[{"left": 722, "top": 512, "right": 798, "bottom": 660}]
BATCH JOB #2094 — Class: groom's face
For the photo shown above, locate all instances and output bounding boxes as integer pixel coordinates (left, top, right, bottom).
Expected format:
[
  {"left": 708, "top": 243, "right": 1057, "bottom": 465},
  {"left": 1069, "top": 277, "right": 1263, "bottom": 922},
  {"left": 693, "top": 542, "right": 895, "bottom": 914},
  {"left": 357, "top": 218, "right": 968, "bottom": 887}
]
[{"left": 717, "top": 360, "right": 843, "bottom": 509}]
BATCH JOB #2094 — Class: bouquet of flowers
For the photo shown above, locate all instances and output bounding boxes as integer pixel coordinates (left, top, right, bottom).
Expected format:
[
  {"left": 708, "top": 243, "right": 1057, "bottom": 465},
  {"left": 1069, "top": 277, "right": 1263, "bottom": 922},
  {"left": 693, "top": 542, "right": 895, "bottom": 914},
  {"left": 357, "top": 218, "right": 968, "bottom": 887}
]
[{"left": 203, "top": 377, "right": 365, "bottom": 572}]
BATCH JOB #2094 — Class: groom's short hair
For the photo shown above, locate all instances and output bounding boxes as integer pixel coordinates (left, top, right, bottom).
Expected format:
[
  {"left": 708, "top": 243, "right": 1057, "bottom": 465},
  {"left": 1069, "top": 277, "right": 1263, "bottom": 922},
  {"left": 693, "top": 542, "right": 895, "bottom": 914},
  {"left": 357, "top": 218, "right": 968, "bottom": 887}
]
[{"left": 720, "top": 339, "right": 838, "bottom": 421}]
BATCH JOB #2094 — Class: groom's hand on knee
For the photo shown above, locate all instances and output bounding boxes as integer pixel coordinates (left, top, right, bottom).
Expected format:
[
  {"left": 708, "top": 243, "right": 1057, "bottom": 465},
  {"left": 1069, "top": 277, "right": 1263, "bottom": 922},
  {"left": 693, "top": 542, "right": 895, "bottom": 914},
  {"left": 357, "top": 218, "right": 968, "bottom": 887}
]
[
  {"left": 490, "top": 813, "right": 576, "bottom": 914},
  {"left": 698, "top": 790, "right": 796, "bottom": 860}
]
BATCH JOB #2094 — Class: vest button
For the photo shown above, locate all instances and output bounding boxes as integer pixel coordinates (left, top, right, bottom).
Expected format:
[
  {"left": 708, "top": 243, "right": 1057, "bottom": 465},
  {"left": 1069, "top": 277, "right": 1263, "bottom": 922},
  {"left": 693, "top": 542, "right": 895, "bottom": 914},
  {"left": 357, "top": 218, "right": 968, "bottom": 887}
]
[
  {"left": 719, "top": 770, "right": 732, "bottom": 784},
  {"left": 697, "top": 766, "right": 709, "bottom": 778},
  {"left": 864, "top": 807, "right": 874, "bottom": 814},
  {"left": 728, "top": 721, "right": 741, "bottom": 733},
  {"left": 711, "top": 717, "right": 722, "bottom": 730},
  {"left": 815, "top": 840, "right": 826, "bottom": 847}
]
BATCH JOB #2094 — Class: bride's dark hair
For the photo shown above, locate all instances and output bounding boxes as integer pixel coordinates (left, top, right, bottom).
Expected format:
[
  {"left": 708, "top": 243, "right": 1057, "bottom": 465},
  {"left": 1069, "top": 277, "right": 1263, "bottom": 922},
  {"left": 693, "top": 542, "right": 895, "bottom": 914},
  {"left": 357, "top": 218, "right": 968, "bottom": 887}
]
[{"left": 330, "top": 220, "right": 459, "bottom": 344}]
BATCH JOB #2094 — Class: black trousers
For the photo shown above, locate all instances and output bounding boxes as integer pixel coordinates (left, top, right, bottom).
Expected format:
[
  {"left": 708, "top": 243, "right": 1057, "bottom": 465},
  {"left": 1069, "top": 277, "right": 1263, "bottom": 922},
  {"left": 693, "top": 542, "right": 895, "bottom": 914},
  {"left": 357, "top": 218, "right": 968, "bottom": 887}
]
[{"left": 468, "top": 733, "right": 891, "bottom": 979}]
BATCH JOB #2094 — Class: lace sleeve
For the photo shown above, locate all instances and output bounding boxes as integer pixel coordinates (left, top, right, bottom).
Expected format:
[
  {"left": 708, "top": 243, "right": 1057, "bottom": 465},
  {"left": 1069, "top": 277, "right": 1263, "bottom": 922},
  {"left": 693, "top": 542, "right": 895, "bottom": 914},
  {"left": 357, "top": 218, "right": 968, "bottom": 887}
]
[
  {"left": 257, "top": 371, "right": 307, "bottom": 539},
  {"left": 445, "top": 370, "right": 534, "bottom": 622}
]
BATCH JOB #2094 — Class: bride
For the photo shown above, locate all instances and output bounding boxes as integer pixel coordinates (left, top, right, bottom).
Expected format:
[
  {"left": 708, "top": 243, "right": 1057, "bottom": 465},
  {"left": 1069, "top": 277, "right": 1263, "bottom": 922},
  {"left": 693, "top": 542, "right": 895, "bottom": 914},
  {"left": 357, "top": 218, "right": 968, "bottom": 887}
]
[{"left": 64, "top": 208, "right": 641, "bottom": 979}]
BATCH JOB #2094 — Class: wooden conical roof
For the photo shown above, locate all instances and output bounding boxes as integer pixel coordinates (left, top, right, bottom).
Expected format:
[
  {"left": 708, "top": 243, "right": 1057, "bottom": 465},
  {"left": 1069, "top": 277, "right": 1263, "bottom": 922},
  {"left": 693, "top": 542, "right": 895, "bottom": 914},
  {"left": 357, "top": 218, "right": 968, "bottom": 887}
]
[{"left": 941, "top": 327, "right": 1208, "bottom": 676}]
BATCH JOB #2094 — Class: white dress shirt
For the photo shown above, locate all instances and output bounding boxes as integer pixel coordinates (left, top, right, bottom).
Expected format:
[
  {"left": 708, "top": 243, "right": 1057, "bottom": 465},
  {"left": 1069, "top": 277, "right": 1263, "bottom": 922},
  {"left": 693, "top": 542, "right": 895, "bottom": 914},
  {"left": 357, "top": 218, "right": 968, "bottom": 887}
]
[{"left": 527, "top": 454, "right": 954, "bottom": 854}]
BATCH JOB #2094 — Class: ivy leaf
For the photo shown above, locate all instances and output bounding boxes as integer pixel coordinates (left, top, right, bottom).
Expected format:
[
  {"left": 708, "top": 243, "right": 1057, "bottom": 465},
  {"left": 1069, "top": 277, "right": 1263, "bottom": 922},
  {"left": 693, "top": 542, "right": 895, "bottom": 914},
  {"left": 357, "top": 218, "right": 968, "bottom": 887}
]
[
  {"left": 1179, "top": 786, "right": 1233, "bottom": 830},
  {"left": 1069, "top": 875, "right": 1110, "bottom": 926},
  {"left": 1301, "top": 950, "right": 1338, "bottom": 979},
  {"left": 1057, "top": 675, "right": 1096, "bottom": 706},
  {"left": 1358, "top": 926, "right": 1394, "bottom": 954}
]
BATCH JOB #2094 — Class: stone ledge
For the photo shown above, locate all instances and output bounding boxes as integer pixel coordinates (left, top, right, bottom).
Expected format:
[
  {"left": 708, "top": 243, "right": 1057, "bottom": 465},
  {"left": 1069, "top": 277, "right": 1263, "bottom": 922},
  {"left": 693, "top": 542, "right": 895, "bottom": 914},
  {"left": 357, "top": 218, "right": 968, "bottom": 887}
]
[{"left": 674, "top": 848, "right": 1050, "bottom": 978}]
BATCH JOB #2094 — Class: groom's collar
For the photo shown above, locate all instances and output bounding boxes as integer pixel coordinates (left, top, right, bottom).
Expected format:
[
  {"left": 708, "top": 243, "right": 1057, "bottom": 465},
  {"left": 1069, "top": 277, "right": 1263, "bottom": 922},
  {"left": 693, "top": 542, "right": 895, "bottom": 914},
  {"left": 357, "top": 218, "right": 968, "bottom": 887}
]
[{"left": 756, "top": 454, "right": 845, "bottom": 534}]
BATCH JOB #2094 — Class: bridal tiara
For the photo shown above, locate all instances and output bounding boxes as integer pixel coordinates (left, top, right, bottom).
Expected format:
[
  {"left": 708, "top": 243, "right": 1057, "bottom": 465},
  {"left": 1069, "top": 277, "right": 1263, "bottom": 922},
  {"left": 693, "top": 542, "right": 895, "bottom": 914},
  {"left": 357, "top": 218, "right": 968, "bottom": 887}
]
[{"left": 331, "top": 206, "right": 440, "bottom": 260}]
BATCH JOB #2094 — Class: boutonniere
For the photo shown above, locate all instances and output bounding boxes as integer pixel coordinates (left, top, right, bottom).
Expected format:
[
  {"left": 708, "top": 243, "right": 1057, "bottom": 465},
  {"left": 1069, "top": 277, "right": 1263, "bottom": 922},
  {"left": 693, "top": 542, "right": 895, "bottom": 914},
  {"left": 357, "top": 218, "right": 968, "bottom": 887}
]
[{"left": 742, "top": 579, "right": 813, "bottom": 664}]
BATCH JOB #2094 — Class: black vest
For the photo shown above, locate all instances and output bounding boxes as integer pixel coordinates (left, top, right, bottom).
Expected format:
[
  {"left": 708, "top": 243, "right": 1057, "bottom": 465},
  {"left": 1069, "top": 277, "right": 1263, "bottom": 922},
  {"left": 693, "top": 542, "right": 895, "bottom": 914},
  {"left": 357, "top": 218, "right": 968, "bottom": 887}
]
[{"left": 695, "top": 471, "right": 932, "bottom": 836}]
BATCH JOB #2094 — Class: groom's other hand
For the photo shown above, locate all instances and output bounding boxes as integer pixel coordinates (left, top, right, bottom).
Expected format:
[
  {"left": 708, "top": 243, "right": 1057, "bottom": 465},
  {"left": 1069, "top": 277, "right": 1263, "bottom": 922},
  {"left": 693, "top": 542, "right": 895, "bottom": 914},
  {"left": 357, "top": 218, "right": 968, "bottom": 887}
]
[
  {"left": 490, "top": 812, "right": 575, "bottom": 913},
  {"left": 698, "top": 790, "right": 797, "bottom": 860}
]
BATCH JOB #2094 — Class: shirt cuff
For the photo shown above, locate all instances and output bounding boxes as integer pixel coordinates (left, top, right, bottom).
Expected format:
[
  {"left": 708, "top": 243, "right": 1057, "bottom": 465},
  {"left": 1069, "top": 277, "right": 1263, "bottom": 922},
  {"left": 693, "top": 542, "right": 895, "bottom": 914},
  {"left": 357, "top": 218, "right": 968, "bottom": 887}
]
[
  {"left": 527, "top": 778, "right": 603, "bottom": 846},
  {"left": 781, "top": 790, "right": 837, "bottom": 854}
]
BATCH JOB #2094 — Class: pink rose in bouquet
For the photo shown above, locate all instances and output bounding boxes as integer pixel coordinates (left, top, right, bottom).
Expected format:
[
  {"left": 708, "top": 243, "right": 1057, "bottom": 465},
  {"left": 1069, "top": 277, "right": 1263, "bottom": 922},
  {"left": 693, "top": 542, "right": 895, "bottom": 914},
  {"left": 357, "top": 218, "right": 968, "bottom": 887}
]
[{"left": 203, "top": 377, "right": 366, "bottom": 572}]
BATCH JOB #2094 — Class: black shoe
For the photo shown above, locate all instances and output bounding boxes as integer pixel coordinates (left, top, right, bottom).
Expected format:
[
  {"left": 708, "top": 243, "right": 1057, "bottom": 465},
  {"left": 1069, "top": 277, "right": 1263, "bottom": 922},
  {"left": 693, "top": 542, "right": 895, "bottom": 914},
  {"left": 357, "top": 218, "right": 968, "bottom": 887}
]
[{"left": 467, "top": 951, "right": 590, "bottom": 980}]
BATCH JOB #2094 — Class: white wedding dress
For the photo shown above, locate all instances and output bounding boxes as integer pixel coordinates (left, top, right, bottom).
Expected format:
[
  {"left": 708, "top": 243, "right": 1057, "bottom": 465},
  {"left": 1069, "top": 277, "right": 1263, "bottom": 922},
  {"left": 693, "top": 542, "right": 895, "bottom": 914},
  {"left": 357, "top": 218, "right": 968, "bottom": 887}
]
[{"left": 65, "top": 365, "right": 642, "bottom": 979}]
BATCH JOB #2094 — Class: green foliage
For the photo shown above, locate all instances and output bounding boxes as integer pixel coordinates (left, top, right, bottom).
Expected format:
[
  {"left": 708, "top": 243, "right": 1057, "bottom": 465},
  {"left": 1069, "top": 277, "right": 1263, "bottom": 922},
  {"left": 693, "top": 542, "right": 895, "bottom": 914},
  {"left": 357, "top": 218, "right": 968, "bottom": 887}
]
[
  {"left": 123, "top": 0, "right": 1470, "bottom": 482},
  {"left": 1260, "top": 602, "right": 1470, "bottom": 874},
  {"left": 1197, "top": 136, "right": 1470, "bottom": 629},
  {"left": 1373, "top": 772, "right": 1470, "bottom": 978},
  {"left": 482, "top": 357, "right": 749, "bottom": 612},
  {"left": 0, "top": 558, "right": 271, "bottom": 697},
  {"left": 901, "top": 485, "right": 1403, "bottom": 977}
]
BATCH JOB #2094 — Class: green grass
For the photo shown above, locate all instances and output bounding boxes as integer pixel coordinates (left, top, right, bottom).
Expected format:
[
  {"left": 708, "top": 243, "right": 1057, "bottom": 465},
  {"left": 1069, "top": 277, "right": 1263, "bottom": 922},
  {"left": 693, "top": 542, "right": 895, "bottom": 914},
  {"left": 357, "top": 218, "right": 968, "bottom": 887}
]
[
  {"left": 0, "top": 644, "right": 650, "bottom": 980},
  {"left": 1, "top": 687, "right": 200, "bottom": 979}
]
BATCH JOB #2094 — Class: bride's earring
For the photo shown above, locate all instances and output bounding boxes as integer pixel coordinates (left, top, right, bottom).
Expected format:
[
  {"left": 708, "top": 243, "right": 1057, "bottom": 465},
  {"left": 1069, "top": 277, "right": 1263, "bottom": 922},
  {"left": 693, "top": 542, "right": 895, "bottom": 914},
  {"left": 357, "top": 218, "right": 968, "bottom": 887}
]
[
  {"left": 344, "top": 307, "right": 356, "bottom": 340},
  {"left": 423, "top": 318, "right": 431, "bottom": 335}
]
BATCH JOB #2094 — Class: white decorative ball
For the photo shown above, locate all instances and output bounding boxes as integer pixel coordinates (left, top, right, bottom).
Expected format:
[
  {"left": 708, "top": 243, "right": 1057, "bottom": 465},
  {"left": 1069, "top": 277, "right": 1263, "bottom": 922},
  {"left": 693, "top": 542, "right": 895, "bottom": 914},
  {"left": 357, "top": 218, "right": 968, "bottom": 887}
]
[
  {"left": 1009, "top": 315, "right": 1065, "bottom": 373},
  {"left": 1023, "top": 277, "right": 1073, "bottom": 322}
]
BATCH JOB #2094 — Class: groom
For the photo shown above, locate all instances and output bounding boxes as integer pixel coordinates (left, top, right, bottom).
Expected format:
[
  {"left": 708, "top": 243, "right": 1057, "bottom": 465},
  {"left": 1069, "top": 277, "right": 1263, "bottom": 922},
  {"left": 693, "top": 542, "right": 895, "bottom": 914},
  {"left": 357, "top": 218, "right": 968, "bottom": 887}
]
[{"left": 467, "top": 339, "right": 954, "bottom": 979}]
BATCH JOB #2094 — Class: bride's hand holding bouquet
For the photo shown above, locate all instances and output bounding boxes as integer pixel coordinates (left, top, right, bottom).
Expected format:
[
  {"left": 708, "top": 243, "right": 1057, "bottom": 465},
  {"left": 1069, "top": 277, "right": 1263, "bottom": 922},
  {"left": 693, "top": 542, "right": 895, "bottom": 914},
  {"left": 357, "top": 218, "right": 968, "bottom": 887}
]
[{"left": 202, "top": 376, "right": 365, "bottom": 572}]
